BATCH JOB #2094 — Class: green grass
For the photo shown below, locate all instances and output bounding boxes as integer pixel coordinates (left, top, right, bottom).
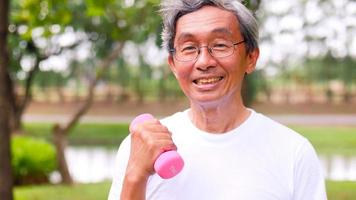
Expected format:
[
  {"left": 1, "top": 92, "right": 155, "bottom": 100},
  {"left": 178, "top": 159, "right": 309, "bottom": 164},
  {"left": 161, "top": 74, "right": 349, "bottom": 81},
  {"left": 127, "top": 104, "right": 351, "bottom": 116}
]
[
  {"left": 15, "top": 182, "right": 111, "bottom": 200},
  {"left": 24, "top": 122, "right": 129, "bottom": 146},
  {"left": 326, "top": 181, "right": 356, "bottom": 200},
  {"left": 16, "top": 124, "right": 356, "bottom": 199},
  {"left": 14, "top": 181, "right": 356, "bottom": 200},
  {"left": 24, "top": 123, "right": 356, "bottom": 154},
  {"left": 291, "top": 126, "right": 356, "bottom": 155}
]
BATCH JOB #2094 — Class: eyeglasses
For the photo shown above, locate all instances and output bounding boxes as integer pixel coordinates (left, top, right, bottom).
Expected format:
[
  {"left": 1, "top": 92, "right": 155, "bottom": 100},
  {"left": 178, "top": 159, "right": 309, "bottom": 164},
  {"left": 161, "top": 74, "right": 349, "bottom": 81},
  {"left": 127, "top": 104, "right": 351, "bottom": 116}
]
[{"left": 170, "top": 40, "right": 245, "bottom": 62}]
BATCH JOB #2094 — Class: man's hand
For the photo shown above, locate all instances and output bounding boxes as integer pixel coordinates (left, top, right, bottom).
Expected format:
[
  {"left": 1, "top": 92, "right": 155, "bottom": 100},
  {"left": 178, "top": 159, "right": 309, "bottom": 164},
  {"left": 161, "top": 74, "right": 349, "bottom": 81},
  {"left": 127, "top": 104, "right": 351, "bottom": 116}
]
[{"left": 121, "top": 118, "right": 176, "bottom": 200}]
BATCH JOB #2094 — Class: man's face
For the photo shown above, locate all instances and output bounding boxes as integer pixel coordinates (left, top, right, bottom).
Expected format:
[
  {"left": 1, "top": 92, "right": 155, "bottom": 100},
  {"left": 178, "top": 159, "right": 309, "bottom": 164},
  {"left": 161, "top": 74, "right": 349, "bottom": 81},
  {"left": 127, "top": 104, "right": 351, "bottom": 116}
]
[{"left": 168, "top": 6, "right": 259, "bottom": 106}]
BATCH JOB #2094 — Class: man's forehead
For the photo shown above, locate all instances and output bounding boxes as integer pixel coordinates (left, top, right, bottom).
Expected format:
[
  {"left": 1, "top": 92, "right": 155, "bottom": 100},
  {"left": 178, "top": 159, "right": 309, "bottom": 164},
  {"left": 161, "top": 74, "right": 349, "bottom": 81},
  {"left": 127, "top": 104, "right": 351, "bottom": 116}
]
[
  {"left": 175, "top": 27, "right": 239, "bottom": 42},
  {"left": 177, "top": 28, "right": 233, "bottom": 39},
  {"left": 174, "top": 6, "right": 240, "bottom": 42}
]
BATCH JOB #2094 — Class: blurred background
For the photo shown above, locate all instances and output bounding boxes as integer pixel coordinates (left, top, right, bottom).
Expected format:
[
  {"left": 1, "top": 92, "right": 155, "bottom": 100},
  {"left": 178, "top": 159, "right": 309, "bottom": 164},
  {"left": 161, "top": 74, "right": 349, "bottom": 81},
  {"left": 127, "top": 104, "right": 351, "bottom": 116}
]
[{"left": 0, "top": 0, "right": 355, "bottom": 199}]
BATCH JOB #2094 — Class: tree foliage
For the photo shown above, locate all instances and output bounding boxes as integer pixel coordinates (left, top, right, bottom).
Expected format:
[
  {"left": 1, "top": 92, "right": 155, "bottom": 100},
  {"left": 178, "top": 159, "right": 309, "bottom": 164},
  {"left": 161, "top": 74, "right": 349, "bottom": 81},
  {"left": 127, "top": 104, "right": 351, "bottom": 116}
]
[{"left": 258, "top": 0, "right": 356, "bottom": 103}]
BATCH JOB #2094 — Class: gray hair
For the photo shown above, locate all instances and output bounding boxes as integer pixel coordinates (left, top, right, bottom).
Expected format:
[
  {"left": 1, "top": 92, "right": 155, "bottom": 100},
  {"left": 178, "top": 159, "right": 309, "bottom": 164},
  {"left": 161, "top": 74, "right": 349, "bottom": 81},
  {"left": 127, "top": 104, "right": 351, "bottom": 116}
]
[{"left": 160, "top": 0, "right": 259, "bottom": 54}]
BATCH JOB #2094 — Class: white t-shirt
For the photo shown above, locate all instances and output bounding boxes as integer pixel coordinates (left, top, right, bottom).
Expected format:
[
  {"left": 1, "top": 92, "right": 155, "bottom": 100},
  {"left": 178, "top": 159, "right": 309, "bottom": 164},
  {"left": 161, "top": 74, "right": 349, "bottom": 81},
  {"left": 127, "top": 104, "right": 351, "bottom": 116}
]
[{"left": 108, "top": 109, "right": 327, "bottom": 200}]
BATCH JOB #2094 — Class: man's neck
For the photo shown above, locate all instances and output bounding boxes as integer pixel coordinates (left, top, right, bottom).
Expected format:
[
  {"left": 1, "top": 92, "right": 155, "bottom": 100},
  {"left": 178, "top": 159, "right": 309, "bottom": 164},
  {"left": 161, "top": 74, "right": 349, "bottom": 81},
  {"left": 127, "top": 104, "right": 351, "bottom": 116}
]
[{"left": 188, "top": 96, "right": 250, "bottom": 133}]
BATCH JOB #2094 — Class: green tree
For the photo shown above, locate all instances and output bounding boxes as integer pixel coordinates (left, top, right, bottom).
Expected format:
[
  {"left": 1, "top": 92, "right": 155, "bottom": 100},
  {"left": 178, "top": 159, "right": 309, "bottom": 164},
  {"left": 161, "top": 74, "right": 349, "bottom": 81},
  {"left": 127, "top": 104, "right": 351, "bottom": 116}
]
[
  {"left": 338, "top": 56, "right": 355, "bottom": 103},
  {"left": 257, "top": 0, "right": 356, "bottom": 102},
  {"left": 5, "top": 0, "right": 162, "bottom": 182},
  {"left": 51, "top": 0, "right": 163, "bottom": 184},
  {"left": 51, "top": 0, "right": 261, "bottom": 183},
  {"left": 5, "top": 0, "right": 262, "bottom": 185},
  {"left": 8, "top": 0, "right": 78, "bottom": 132}
]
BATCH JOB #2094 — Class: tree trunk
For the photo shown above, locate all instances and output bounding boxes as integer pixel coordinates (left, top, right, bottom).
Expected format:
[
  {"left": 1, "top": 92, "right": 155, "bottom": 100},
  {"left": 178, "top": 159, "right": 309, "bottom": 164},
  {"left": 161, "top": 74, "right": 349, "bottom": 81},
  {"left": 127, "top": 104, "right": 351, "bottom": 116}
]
[
  {"left": 134, "top": 76, "right": 144, "bottom": 105},
  {"left": 0, "top": 0, "right": 14, "bottom": 198},
  {"left": 105, "top": 84, "right": 114, "bottom": 103},
  {"left": 242, "top": 74, "right": 254, "bottom": 106},
  {"left": 284, "top": 89, "right": 291, "bottom": 104},
  {"left": 52, "top": 42, "right": 124, "bottom": 184},
  {"left": 343, "top": 86, "right": 351, "bottom": 103},
  {"left": 117, "top": 87, "right": 130, "bottom": 102},
  {"left": 53, "top": 125, "right": 73, "bottom": 184},
  {"left": 326, "top": 85, "right": 333, "bottom": 104},
  {"left": 56, "top": 86, "right": 66, "bottom": 103},
  {"left": 158, "top": 67, "right": 167, "bottom": 102},
  {"left": 10, "top": 110, "right": 23, "bottom": 134},
  {"left": 9, "top": 42, "right": 42, "bottom": 133}
]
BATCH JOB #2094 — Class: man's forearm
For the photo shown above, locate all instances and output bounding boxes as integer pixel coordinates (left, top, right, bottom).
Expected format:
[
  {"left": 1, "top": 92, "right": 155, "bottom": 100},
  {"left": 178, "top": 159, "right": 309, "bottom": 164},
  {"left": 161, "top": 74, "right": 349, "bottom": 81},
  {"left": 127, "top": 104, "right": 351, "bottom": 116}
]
[{"left": 120, "top": 174, "right": 148, "bottom": 200}]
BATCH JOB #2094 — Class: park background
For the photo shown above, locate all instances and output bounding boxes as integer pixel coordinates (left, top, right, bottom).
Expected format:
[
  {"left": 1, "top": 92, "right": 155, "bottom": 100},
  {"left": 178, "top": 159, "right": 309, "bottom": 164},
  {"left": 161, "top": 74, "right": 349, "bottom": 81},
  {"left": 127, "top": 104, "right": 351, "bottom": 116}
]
[{"left": 0, "top": 0, "right": 356, "bottom": 199}]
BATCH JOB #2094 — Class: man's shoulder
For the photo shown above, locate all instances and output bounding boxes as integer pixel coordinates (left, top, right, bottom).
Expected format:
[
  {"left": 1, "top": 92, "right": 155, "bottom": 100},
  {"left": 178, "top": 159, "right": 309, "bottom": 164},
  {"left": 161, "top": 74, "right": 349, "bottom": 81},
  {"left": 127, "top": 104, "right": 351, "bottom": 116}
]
[{"left": 251, "top": 110, "right": 308, "bottom": 145}]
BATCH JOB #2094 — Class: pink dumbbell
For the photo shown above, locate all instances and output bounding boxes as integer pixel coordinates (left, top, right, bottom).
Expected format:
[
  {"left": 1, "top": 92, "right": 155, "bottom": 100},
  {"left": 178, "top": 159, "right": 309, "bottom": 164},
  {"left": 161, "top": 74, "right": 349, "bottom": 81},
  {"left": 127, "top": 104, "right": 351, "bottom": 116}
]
[{"left": 130, "top": 113, "right": 184, "bottom": 179}]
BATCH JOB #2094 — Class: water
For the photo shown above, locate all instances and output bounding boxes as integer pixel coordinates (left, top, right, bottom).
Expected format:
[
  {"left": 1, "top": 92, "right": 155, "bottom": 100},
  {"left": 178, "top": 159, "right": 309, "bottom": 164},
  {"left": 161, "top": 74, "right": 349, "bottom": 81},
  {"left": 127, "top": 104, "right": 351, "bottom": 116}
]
[
  {"left": 50, "top": 147, "right": 356, "bottom": 183},
  {"left": 319, "top": 154, "right": 356, "bottom": 181},
  {"left": 50, "top": 147, "right": 117, "bottom": 183}
]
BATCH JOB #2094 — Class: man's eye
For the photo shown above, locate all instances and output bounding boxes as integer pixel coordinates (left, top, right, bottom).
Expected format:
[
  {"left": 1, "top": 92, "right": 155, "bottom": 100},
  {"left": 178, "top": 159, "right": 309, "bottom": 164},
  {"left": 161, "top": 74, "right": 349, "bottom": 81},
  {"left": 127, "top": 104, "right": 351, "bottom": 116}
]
[
  {"left": 181, "top": 46, "right": 197, "bottom": 53},
  {"left": 182, "top": 46, "right": 196, "bottom": 51},
  {"left": 213, "top": 43, "right": 229, "bottom": 50}
]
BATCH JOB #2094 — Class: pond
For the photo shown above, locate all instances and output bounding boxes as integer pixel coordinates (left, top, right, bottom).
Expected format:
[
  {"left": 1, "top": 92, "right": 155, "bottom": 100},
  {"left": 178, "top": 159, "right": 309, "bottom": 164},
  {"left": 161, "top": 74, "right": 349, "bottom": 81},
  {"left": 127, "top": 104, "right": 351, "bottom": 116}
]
[
  {"left": 319, "top": 154, "right": 356, "bottom": 181},
  {"left": 50, "top": 147, "right": 356, "bottom": 183},
  {"left": 50, "top": 147, "right": 117, "bottom": 183}
]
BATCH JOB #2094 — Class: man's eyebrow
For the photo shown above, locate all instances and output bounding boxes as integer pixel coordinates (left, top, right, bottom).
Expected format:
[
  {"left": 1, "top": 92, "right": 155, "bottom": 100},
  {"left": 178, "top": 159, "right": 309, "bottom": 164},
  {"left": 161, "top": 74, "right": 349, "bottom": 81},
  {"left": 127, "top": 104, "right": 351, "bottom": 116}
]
[
  {"left": 176, "top": 28, "right": 233, "bottom": 42},
  {"left": 176, "top": 32, "right": 195, "bottom": 42},
  {"left": 211, "top": 28, "right": 233, "bottom": 36}
]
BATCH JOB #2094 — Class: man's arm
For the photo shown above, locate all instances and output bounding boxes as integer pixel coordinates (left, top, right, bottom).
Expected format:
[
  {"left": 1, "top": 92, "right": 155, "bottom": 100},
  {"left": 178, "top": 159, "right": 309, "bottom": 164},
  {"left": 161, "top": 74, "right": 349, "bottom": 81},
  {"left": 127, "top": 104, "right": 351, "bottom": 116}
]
[
  {"left": 121, "top": 118, "right": 176, "bottom": 199},
  {"left": 108, "top": 118, "right": 176, "bottom": 200},
  {"left": 120, "top": 171, "right": 149, "bottom": 200},
  {"left": 108, "top": 137, "right": 130, "bottom": 200},
  {"left": 293, "top": 140, "right": 327, "bottom": 200}
]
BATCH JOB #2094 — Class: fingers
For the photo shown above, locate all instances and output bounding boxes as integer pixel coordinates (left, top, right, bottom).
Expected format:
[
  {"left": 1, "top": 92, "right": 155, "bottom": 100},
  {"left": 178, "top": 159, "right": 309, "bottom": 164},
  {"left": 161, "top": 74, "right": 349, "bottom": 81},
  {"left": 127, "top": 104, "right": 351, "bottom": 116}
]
[
  {"left": 131, "top": 118, "right": 170, "bottom": 135},
  {"left": 148, "top": 138, "right": 177, "bottom": 154},
  {"left": 127, "top": 118, "right": 176, "bottom": 177},
  {"left": 131, "top": 121, "right": 175, "bottom": 154}
]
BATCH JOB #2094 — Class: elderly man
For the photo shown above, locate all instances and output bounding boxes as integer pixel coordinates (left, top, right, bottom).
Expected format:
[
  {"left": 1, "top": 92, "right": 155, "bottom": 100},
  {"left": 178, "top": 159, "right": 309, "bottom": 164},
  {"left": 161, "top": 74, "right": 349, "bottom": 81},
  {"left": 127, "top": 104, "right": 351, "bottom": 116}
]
[{"left": 108, "top": 0, "right": 326, "bottom": 199}]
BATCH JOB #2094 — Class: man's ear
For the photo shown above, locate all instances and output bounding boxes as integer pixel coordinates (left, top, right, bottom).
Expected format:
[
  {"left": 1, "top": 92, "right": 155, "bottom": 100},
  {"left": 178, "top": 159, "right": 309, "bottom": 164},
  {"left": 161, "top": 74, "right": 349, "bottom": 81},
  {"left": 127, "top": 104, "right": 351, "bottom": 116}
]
[
  {"left": 245, "top": 48, "right": 259, "bottom": 74},
  {"left": 168, "top": 54, "right": 178, "bottom": 77}
]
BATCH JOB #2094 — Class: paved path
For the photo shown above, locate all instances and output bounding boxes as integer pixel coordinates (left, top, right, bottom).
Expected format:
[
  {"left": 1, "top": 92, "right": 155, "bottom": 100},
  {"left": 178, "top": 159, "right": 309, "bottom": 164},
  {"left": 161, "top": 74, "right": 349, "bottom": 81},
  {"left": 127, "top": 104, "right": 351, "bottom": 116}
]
[
  {"left": 269, "top": 114, "right": 356, "bottom": 126},
  {"left": 23, "top": 114, "right": 356, "bottom": 126}
]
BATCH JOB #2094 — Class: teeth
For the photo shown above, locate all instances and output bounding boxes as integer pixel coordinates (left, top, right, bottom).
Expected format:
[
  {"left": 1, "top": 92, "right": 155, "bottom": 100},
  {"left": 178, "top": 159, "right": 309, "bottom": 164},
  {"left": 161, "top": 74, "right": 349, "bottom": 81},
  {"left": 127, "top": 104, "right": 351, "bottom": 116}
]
[{"left": 195, "top": 77, "right": 222, "bottom": 84}]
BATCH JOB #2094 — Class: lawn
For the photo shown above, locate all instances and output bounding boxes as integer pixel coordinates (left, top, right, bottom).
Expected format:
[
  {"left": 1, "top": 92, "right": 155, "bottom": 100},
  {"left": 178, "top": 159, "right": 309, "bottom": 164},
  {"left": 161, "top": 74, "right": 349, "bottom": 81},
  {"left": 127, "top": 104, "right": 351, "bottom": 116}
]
[
  {"left": 24, "top": 122, "right": 129, "bottom": 146},
  {"left": 291, "top": 126, "right": 356, "bottom": 155},
  {"left": 16, "top": 123, "right": 356, "bottom": 199},
  {"left": 14, "top": 181, "right": 356, "bottom": 200},
  {"left": 327, "top": 181, "right": 356, "bottom": 200},
  {"left": 24, "top": 123, "right": 356, "bottom": 154},
  {"left": 15, "top": 182, "right": 111, "bottom": 200}
]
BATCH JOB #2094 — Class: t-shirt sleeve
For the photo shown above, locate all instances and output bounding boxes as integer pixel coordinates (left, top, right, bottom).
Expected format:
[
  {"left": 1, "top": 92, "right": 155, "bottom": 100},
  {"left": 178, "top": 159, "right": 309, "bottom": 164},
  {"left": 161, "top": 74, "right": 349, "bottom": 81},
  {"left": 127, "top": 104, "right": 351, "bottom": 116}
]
[
  {"left": 107, "top": 136, "right": 131, "bottom": 200},
  {"left": 292, "top": 140, "right": 327, "bottom": 200}
]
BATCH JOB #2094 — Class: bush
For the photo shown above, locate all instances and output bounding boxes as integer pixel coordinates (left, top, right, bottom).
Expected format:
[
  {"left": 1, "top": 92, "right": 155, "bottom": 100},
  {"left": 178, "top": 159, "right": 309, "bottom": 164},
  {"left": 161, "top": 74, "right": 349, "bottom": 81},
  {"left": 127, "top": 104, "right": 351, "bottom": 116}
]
[{"left": 11, "top": 136, "right": 57, "bottom": 185}]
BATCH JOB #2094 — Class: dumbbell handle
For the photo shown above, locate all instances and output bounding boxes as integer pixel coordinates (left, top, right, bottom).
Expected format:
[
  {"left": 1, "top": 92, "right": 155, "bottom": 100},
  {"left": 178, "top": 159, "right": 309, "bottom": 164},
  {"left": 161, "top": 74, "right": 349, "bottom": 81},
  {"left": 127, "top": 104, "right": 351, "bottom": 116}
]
[{"left": 130, "top": 113, "right": 184, "bottom": 179}]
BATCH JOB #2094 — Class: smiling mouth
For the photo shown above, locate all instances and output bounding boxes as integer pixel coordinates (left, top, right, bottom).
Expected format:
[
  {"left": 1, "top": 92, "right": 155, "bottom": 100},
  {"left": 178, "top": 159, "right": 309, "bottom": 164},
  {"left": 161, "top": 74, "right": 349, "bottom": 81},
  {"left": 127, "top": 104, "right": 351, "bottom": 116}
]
[{"left": 193, "top": 76, "right": 224, "bottom": 85}]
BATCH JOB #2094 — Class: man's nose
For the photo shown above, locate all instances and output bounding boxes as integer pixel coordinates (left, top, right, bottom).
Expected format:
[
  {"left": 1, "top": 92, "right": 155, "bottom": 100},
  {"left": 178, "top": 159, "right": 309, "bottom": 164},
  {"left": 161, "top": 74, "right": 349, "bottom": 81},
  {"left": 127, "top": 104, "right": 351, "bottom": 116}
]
[{"left": 195, "top": 47, "right": 217, "bottom": 71}]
